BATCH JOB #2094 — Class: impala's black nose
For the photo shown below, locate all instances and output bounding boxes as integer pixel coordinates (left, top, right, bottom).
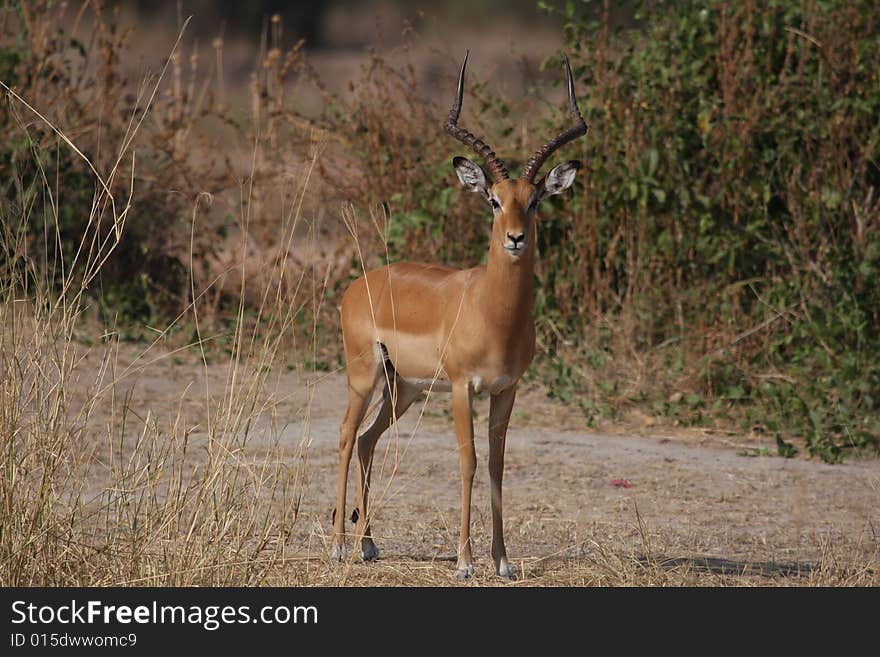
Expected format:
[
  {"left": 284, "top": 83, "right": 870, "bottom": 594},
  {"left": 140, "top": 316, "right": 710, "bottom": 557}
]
[{"left": 506, "top": 232, "right": 526, "bottom": 249}]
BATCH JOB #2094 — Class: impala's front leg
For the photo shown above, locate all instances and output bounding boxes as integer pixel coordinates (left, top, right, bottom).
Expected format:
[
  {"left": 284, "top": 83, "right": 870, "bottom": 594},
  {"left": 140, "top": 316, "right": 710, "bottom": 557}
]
[
  {"left": 451, "top": 381, "right": 476, "bottom": 579},
  {"left": 489, "top": 385, "right": 516, "bottom": 579}
]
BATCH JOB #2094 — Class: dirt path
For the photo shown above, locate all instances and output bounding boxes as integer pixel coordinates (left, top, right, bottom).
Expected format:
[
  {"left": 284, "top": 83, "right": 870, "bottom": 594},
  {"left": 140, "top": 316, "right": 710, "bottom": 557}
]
[
  {"left": 290, "top": 370, "right": 879, "bottom": 583},
  {"left": 71, "top": 342, "right": 880, "bottom": 585}
]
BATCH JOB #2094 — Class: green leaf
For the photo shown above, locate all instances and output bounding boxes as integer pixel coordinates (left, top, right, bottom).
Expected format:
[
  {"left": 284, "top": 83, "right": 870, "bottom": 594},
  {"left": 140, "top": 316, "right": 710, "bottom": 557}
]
[
  {"left": 645, "top": 148, "right": 659, "bottom": 176},
  {"left": 775, "top": 435, "right": 798, "bottom": 458}
]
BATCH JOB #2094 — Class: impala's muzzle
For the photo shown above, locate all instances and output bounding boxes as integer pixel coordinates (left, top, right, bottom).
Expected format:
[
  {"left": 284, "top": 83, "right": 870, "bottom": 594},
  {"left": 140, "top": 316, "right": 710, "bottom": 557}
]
[{"left": 504, "top": 232, "right": 527, "bottom": 256}]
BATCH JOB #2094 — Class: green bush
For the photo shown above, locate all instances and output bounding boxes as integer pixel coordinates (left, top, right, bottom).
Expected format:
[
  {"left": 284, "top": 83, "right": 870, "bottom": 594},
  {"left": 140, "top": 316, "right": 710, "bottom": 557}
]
[
  {"left": 1, "top": 3, "right": 186, "bottom": 324},
  {"left": 0, "top": 2, "right": 297, "bottom": 328},
  {"left": 542, "top": 0, "right": 880, "bottom": 459}
]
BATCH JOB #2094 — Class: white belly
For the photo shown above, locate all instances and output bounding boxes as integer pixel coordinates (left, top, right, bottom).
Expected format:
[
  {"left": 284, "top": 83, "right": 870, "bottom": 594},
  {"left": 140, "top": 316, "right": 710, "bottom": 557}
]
[
  {"left": 402, "top": 377, "right": 453, "bottom": 393},
  {"left": 400, "top": 374, "right": 515, "bottom": 395},
  {"left": 472, "top": 375, "right": 515, "bottom": 394}
]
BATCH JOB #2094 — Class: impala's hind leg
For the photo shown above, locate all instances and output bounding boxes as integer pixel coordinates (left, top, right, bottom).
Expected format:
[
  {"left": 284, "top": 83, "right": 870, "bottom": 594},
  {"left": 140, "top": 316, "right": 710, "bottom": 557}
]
[
  {"left": 354, "top": 371, "right": 420, "bottom": 561},
  {"left": 331, "top": 353, "right": 379, "bottom": 562}
]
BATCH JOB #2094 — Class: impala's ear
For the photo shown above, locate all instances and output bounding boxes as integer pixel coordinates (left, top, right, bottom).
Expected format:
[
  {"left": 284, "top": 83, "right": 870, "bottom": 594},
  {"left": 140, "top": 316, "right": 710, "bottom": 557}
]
[
  {"left": 537, "top": 160, "right": 581, "bottom": 201},
  {"left": 453, "top": 156, "right": 490, "bottom": 197}
]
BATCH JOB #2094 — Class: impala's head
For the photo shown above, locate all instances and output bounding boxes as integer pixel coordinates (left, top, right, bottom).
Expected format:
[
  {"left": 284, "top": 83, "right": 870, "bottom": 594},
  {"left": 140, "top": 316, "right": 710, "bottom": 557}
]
[{"left": 445, "top": 51, "right": 588, "bottom": 259}]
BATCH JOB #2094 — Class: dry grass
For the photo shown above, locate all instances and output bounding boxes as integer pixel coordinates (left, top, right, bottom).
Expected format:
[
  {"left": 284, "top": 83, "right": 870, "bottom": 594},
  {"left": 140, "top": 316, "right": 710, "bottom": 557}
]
[{"left": 0, "top": 10, "right": 317, "bottom": 585}]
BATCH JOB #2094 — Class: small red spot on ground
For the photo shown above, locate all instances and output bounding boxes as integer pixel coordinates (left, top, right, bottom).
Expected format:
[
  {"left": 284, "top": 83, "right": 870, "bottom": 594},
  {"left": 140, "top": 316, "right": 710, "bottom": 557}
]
[{"left": 610, "top": 478, "right": 632, "bottom": 488}]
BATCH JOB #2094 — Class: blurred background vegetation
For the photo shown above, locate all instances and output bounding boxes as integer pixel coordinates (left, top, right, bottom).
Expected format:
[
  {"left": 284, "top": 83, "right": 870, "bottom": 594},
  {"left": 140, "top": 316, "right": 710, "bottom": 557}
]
[{"left": 1, "top": 0, "right": 878, "bottom": 461}]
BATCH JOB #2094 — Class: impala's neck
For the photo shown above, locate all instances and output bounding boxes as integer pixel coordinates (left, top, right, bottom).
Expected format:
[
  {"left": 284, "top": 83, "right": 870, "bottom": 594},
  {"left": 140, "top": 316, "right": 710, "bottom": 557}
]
[{"left": 482, "top": 236, "right": 535, "bottom": 329}]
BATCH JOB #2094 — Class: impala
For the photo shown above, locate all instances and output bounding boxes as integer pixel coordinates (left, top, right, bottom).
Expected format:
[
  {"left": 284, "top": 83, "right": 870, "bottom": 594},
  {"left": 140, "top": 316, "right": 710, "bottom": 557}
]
[{"left": 331, "top": 51, "right": 588, "bottom": 578}]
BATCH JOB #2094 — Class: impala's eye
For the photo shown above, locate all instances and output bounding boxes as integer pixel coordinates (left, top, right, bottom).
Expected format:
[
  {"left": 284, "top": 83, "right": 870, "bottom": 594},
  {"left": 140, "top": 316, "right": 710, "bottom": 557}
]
[
  {"left": 528, "top": 198, "right": 538, "bottom": 213},
  {"left": 490, "top": 198, "right": 501, "bottom": 211}
]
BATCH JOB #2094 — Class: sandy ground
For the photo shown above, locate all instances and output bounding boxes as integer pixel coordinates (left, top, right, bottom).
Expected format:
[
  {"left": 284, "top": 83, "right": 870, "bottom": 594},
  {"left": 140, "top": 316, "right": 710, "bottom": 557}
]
[{"left": 68, "top": 340, "right": 879, "bottom": 585}]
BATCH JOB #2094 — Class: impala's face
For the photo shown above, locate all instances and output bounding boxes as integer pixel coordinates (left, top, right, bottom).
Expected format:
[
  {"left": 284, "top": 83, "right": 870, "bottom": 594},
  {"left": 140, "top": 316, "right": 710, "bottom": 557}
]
[
  {"left": 488, "top": 179, "right": 537, "bottom": 258},
  {"left": 453, "top": 156, "right": 581, "bottom": 260}
]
